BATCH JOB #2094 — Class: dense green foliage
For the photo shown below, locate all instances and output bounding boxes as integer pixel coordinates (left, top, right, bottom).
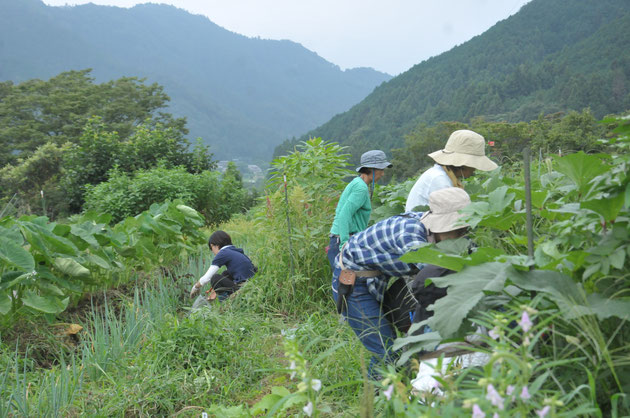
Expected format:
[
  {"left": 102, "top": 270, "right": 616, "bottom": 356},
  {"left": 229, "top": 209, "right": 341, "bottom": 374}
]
[
  {"left": 1, "top": 121, "right": 629, "bottom": 415},
  {"left": 0, "top": 71, "right": 253, "bottom": 221},
  {"left": 0, "top": 69, "right": 185, "bottom": 167},
  {"left": 0, "top": 201, "right": 205, "bottom": 319},
  {"left": 0, "top": 0, "right": 390, "bottom": 161},
  {"left": 389, "top": 109, "right": 613, "bottom": 181},
  {"left": 84, "top": 165, "right": 252, "bottom": 225},
  {"left": 275, "top": 0, "right": 630, "bottom": 161}
]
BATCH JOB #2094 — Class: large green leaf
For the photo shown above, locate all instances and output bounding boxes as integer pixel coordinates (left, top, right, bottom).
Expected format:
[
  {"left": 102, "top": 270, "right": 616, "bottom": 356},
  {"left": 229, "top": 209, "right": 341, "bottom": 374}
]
[
  {"left": 427, "top": 262, "right": 518, "bottom": 338},
  {"left": 401, "top": 243, "right": 504, "bottom": 272},
  {"left": 53, "top": 257, "right": 90, "bottom": 279},
  {"left": 553, "top": 152, "right": 610, "bottom": 199},
  {"left": 0, "top": 236, "right": 35, "bottom": 272},
  {"left": 0, "top": 225, "right": 23, "bottom": 243},
  {"left": 581, "top": 192, "right": 625, "bottom": 222},
  {"left": 22, "top": 290, "right": 69, "bottom": 314},
  {"left": 0, "top": 291, "right": 11, "bottom": 315}
]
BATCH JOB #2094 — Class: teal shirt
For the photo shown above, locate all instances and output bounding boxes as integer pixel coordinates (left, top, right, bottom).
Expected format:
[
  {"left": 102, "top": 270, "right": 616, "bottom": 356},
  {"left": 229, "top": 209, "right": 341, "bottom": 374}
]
[{"left": 330, "top": 177, "right": 371, "bottom": 249}]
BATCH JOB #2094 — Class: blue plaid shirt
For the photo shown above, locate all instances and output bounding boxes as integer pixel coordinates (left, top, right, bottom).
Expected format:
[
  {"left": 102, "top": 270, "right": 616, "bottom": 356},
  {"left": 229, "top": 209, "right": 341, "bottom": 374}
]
[{"left": 339, "top": 212, "right": 427, "bottom": 301}]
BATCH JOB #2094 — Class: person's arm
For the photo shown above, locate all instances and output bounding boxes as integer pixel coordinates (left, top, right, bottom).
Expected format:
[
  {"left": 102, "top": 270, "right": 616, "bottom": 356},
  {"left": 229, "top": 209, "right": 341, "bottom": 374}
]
[
  {"left": 336, "top": 184, "right": 369, "bottom": 248},
  {"left": 190, "top": 264, "right": 220, "bottom": 297}
]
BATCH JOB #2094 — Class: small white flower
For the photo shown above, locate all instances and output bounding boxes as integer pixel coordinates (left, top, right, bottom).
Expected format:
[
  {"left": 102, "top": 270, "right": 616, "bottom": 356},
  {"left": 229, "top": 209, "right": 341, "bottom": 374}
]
[
  {"left": 303, "top": 401, "right": 313, "bottom": 417},
  {"left": 383, "top": 384, "right": 394, "bottom": 400},
  {"left": 488, "top": 326, "right": 500, "bottom": 340},
  {"left": 311, "top": 379, "right": 322, "bottom": 392}
]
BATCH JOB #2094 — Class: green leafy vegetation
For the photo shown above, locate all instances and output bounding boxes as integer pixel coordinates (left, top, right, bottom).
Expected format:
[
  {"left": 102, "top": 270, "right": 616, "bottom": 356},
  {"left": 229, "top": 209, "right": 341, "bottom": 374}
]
[{"left": 1, "top": 118, "right": 629, "bottom": 416}]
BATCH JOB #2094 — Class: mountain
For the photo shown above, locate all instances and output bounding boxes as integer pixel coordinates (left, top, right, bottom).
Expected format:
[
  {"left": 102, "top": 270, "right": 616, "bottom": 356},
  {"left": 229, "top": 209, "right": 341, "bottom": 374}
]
[
  {"left": 0, "top": 0, "right": 391, "bottom": 161},
  {"left": 274, "top": 0, "right": 630, "bottom": 160}
]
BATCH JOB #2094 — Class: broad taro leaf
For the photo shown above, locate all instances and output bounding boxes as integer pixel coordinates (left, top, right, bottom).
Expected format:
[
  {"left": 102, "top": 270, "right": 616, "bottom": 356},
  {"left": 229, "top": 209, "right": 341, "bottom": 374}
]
[
  {"left": 0, "top": 236, "right": 35, "bottom": 272},
  {"left": 581, "top": 192, "right": 625, "bottom": 222},
  {"left": 553, "top": 152, "right": 610, "bottom": 199},
  {"left": 0, "top": 225, "right": 23, "bottom": 244},
  {"left": 176, "top": 204, "right": 204, "bottom": 225},
  {"left": 427, "top": 262, "right": 518, "bottom": 338},
  {"left": 22, "top": 290, "right": 69, "bottom": 314},
  {"left": 20, "top": 222, "right": 78, "bottom": 257},
  {"left": 36, "top": 265, "right": 83, "bottom": 293},
  {"left": 0, "top": 291, "right": 11, "bottom": 315},
  {"left": 70, "top": 221, "right": 105, "bottom": 247},
  {"left": 53, "top": 257, "right": 90, "bottom": 279}
]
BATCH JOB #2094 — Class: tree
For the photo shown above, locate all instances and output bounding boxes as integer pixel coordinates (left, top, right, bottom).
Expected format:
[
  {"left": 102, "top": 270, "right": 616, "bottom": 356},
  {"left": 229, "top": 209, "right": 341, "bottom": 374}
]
[{"left": 0, "top": 69, "right": 186, "bottom": 167}]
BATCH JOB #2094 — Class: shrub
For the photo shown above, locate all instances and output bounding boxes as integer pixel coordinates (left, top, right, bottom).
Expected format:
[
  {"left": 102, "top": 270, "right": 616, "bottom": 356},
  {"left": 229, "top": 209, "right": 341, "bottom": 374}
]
[{"left": 84, "top": 166, "right": 251, "bottom": 224}]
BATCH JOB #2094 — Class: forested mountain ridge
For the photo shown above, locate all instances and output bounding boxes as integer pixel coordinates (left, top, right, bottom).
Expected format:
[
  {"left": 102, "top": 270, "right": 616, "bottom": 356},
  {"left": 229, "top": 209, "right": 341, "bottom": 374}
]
[
  {"left": 274, "top": 0, "right": 630, "bottom": 160},
  {"left": 0, "top": 0, "right": 391, "bottom": 160}
]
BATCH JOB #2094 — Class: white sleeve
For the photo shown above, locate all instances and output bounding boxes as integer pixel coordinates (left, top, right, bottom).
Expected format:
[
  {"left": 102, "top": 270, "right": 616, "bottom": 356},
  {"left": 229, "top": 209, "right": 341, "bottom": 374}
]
[{"left": 198, "top": 265, "right": 220, "bottom": 286}]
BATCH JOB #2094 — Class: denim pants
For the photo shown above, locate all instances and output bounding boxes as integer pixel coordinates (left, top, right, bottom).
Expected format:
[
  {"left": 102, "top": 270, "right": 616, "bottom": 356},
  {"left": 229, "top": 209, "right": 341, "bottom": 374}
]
[
  {"left": 332, "top": 266, "right": 396, "bottom": 379},
  {"left": 327, "top": 235, "right": 340, "bottom": 271}
]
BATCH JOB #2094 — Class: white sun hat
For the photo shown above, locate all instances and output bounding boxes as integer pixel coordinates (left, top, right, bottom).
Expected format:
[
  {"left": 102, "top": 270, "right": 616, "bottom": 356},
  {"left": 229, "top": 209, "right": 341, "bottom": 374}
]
[
  {"left": 420, "top": 187, "right": 471, "bottom": 233},
  {"left": 428, "top": 130, "right": 498, "bottom": 171}
]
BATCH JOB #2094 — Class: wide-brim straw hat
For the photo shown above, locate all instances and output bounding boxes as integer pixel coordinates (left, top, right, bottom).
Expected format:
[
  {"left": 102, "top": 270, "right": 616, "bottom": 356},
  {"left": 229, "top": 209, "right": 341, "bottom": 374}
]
[
  {"left": 356, "top": 150, "right": 393, "bottom": 172},
  {"left": 428, "top": 130, "right": 498, "bottom": 171},
  {"left": 420, "top": 187, "right": 471, "bottom": 233}
]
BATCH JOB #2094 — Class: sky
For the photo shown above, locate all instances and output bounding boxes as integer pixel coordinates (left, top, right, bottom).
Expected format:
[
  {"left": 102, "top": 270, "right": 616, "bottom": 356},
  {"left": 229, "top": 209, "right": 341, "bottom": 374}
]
[{"left": 43, "top": 0, "right": 532, "bottom": 75}]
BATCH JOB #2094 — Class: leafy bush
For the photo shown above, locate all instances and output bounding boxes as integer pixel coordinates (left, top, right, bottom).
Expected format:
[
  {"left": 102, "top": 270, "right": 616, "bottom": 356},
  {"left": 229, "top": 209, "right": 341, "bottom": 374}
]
[
  {"left": 0, "top": 201, "right": 205, "bottom": 320},
  {"left": 83, "top": 166, "right": 251, "bottom": 224}
]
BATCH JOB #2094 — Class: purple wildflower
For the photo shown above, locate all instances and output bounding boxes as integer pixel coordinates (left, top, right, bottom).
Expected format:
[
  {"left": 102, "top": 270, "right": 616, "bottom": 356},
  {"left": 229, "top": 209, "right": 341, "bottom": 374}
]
[
  {"left": 520, "top": 311, "right": 533, "bottom": 333},
  {"left": 472, "top": 404, "right": 486, "bottom": 418},
  {"left": 536, "top": 405, "right": 550, "bottom": 417},
  {"left": 486, "top": 384, "right": 505, "bottom": 410},
  {"left": 520, "top": 386, "right": 531, "bottom": 400}
]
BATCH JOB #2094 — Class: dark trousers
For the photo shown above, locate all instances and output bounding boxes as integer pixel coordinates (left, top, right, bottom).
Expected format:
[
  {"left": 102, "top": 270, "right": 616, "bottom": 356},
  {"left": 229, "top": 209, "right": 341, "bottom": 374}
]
[{"left": 210, "top": 271, "right": 240, "bottom": 299}]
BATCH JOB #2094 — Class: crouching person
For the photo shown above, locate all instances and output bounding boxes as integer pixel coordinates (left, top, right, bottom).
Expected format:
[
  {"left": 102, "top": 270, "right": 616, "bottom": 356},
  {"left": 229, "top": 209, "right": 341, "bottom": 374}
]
[
  {"left": 332, "top": 187, "right": 472, "bottom": 380},
  {"left": 190, "top": 230, "right": 257, "bottom": 300}
]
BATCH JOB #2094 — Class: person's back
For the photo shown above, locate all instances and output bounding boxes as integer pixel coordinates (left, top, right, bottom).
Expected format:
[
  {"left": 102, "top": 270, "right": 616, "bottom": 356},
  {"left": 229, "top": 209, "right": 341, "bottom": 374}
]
[{"left": 212, "top": 245, "right": 256, "bottom": 284}]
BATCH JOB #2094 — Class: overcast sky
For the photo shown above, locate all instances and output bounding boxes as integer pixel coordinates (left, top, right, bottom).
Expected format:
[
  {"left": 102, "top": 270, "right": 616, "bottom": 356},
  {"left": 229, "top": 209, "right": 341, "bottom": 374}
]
[{"left": 43, "top": 0, "right": 532, "bottom": 75}]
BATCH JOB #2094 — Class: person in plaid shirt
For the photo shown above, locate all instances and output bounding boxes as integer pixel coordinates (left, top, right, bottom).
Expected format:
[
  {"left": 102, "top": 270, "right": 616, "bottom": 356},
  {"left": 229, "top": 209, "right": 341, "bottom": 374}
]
[{"left": 332, "top": 187, "right": 472, "bottom": 379}]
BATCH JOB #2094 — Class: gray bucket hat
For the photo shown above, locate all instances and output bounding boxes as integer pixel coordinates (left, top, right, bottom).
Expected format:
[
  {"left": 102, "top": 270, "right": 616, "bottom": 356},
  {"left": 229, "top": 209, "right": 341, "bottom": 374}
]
[{"left": 356, "top": 150, "right": 393, "bottom": 172}]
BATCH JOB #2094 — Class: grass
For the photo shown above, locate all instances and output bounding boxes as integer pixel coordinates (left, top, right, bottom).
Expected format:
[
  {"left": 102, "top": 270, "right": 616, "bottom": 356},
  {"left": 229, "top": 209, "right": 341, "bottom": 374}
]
[{"left": 0, "top": 252, "right": 368, "bottom": 417}]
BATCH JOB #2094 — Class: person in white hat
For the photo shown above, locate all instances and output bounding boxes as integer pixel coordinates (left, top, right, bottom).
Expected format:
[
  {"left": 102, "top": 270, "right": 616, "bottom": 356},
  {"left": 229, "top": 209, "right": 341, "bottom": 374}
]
[
  {"left": 405, "top": 130, "right": 497, "bottom": 212},
  {"left": 327, "top": 150, "right": 393, "bottom": 270},
  {"left": 332, "top": 187, "right": 471, "bottom": 379}
]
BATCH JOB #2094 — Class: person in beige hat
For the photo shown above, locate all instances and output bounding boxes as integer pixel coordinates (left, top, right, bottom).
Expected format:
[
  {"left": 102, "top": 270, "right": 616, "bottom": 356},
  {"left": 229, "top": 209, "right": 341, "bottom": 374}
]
[
  {"left": 332, "top": 187, "right": 472, "bottom": 379},
  {"left": 405, "top": 130, "right": 497, "bottom": 212}
]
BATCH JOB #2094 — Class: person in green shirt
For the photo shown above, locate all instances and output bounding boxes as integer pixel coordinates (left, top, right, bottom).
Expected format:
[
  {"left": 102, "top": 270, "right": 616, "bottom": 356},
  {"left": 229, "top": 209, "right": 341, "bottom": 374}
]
[{"left": 327, "top": 150, "right": 392, "bottom": 270}]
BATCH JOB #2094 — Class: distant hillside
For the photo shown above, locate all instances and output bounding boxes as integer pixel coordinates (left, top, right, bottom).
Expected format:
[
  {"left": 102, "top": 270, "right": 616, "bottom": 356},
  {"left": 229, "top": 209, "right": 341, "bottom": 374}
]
[
  {"left": 275, "top": 0, "right": 630, "bottom": 160},
  {"left": 0, "top": 0, "right": 391, "bottom": 161}
]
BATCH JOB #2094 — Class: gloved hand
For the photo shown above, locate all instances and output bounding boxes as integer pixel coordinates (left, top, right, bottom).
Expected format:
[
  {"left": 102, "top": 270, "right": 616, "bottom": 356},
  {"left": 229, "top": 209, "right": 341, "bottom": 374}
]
[{"left": 190, "top": 282, "right": 201, "bottom": 298}]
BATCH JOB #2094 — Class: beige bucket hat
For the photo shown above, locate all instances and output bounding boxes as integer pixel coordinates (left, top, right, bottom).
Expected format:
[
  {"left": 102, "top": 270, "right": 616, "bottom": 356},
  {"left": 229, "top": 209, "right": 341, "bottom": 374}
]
[
  {"left": 428, "top": 130, "right": 498, "bottom": 171},
  {"left": 420, "top": 187, "right": 471, "bottom": 233}
]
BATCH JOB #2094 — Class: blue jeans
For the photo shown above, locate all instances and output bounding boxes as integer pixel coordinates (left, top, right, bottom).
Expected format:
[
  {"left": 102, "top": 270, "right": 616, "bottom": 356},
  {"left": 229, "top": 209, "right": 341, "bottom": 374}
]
[
  {"left": 327, "top": 235, "right": 340, "bottom": 271},
  {"left": 332, "top": 266, "right": 396, "bottom": 379}
]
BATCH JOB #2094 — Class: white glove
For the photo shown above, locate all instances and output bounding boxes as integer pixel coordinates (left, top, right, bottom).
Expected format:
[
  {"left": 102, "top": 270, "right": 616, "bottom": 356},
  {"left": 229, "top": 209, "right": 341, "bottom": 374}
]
[{"left": 190, "top": 282, "right": 202, "bottom": 298}]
